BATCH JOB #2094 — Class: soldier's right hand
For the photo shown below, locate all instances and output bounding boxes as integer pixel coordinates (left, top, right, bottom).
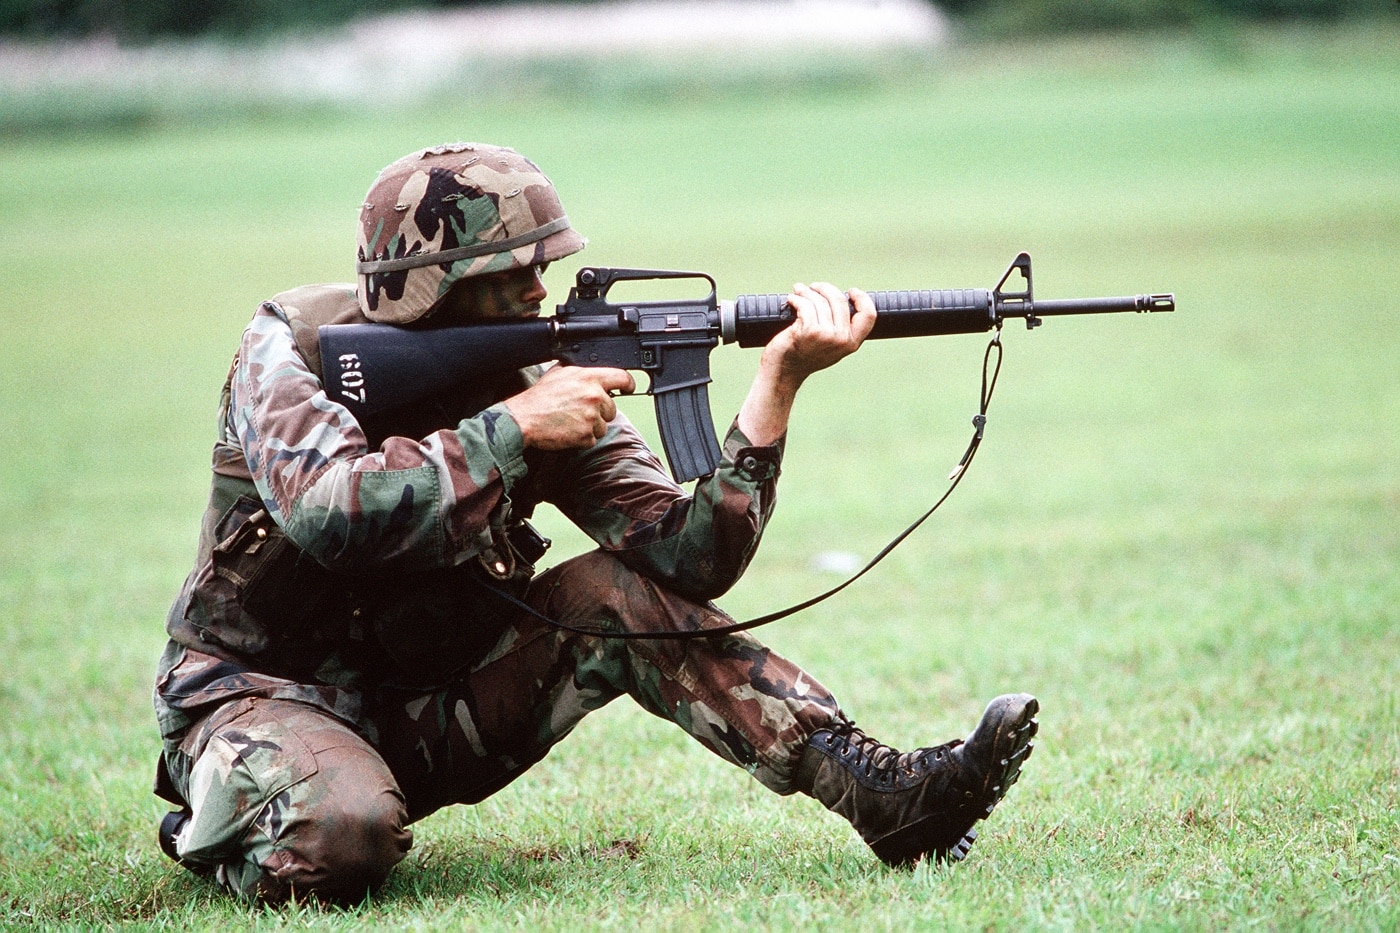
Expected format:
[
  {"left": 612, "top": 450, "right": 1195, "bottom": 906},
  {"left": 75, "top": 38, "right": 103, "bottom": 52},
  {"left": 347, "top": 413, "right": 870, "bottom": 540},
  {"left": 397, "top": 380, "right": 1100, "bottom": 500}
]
[{"left": 504, "top": 365, "right": 636, "bottom": 450}]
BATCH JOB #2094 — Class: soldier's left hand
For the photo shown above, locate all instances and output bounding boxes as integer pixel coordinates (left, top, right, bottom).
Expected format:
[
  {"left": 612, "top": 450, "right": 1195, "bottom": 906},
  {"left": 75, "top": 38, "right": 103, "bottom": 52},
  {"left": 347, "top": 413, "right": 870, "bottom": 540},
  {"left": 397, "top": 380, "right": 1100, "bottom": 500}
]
[{"left": 760, "top": 282, "right": 877, "bottom": 384}]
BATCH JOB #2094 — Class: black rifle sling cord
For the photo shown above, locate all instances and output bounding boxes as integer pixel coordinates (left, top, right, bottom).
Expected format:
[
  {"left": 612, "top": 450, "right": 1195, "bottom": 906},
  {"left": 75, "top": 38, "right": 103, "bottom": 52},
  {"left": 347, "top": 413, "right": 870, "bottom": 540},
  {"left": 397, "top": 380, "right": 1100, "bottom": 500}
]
[{"left": 480, "top": 327, "right": 1005, "bottom": 640}]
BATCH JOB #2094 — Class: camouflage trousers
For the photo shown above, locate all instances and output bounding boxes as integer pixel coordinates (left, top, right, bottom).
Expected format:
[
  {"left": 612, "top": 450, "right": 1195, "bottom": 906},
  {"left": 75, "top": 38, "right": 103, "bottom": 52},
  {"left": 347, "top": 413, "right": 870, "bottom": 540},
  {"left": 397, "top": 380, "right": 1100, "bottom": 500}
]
[{"left": 159, "top": 551, "right": 842, "bottom": 902}]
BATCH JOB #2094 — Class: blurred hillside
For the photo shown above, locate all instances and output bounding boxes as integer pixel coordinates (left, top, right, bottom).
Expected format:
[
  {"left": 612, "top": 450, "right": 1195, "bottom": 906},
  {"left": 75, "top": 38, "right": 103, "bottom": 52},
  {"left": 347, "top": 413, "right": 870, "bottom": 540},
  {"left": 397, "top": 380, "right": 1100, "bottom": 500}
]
[
  {"left": 1, "top": 0, "right": 1389, "bottom": 41},
  {"left": 1, "top": 0, "right": 1394, "bottom": 135},
  {"left": 3, "top": 0, "right": 952, "bottom": 132}
]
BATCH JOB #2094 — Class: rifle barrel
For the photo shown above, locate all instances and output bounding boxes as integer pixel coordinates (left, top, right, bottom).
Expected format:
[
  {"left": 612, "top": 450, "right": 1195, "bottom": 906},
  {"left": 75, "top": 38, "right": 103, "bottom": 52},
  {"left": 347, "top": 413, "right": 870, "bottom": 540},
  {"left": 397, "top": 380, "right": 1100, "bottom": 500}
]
[{"left": 1031, "top": 294, "right": 1174, "bottom": 316}]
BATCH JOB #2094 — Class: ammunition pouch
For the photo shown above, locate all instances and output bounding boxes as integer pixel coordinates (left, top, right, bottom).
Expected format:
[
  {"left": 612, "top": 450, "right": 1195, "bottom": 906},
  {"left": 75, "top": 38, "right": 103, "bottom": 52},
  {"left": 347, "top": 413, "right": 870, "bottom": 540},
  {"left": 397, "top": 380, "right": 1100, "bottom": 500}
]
[{"left": 185, "top": 495, "right": 548, "bottom": 689}]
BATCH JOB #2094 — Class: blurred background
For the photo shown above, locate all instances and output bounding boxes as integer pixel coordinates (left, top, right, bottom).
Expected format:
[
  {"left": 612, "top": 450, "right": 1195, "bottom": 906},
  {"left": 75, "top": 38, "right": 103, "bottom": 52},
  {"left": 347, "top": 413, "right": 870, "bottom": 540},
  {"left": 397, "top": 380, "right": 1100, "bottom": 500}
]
[
  {"left": 1, "top": 0, "right": 1396, "bottom": 925},
  {"left": 2, "top": 0, "right": 1395, "bottom": 134}
]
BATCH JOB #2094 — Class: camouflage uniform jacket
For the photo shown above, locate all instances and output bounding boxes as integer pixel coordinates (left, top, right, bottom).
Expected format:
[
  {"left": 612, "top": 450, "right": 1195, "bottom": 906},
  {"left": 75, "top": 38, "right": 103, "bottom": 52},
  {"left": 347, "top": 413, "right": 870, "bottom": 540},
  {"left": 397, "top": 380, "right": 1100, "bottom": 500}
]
[{"left": 156, "top": 283, "right": 785, "bottom": 743}]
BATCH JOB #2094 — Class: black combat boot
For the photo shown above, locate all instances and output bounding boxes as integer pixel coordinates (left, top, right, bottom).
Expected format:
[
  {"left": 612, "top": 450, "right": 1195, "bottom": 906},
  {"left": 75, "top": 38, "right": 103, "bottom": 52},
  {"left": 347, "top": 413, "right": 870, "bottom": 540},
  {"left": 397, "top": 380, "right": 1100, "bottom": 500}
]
[
  {"left": 794, "top": 693, "right": 1039, "bottom": 867},
  {"left": 158, "top": 809, "right": 214, "bottom": 879}
]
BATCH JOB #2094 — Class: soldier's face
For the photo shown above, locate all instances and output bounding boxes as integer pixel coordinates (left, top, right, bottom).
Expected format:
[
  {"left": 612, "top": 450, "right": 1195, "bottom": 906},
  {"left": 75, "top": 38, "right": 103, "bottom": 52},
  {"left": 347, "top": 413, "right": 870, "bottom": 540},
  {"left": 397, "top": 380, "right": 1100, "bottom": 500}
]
[{"left": 440, "top": 263, "right": 549, "bottom": 323}]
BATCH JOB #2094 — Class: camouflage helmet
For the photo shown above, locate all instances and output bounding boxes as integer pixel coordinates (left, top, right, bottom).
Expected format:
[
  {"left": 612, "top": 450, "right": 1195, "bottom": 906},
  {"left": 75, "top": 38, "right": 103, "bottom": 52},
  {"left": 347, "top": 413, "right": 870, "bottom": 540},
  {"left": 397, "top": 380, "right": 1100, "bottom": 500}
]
[{"left": 355, "top": 142, "right": 585, "bottom": 323}]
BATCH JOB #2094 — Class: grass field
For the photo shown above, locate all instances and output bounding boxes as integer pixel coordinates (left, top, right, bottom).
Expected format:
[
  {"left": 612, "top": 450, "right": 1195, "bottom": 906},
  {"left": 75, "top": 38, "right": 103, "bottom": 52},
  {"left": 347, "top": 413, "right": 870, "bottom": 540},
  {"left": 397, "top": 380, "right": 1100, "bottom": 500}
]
[{"left": 1, "top": 23, "right": 1397, "bottom": 930}]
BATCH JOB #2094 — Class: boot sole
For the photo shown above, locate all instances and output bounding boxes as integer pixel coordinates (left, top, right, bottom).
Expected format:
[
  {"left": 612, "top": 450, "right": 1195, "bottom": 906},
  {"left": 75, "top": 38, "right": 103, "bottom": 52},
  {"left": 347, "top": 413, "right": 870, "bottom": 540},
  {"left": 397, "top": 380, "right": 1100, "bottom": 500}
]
[{"left": 869, "top": 693, "right": 1039, "bottom": 867}]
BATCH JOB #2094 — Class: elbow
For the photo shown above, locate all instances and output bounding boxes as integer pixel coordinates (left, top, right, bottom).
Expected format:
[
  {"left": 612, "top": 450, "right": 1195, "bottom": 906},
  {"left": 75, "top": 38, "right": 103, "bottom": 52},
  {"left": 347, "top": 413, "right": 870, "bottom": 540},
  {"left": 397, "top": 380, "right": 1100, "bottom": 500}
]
[
  {"left": 283, "top": 517, "right": 444, "bottom": 575},
  {"left": 686, "top": 528, "right": 762, "bottom": 601},
  {"left": 677, "top": 577, "right": 735, "bottom": 605},
  {"left": 649, "top": 546, "right": 754, "bottom": 604},
  {"left": 280, "top": 492, "right": 449, "bottom": 575},
  {"left": 279, "top": 509, "right": 373, "bottom": 572},
  {"left": 687, "top": 555, "right": 747, "bottom": 602}
]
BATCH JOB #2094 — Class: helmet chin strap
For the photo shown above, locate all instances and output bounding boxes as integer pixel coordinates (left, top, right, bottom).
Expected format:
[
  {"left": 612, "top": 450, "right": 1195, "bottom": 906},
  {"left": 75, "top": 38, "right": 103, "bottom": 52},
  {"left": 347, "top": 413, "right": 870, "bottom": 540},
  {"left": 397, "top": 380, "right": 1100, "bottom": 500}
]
[{"left": 479, "top": 327, "right": 1006, "bottom": 640}]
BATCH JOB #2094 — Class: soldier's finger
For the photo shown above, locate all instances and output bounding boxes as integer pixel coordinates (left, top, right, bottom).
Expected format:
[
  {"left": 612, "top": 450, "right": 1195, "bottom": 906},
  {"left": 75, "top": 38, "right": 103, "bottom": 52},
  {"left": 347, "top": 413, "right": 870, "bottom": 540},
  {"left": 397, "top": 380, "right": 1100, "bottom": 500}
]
[
  {"left": 808, "top": 283, "right": 851, "bottom": 334},
  {"left": 848, "top": 287, "right": 878, "bottom": 342},
  {"left": 794, "top": 283, "right": 838, "bottom": 328},
  {"left": 592, "top": 367, "right": 636, "bottom": 396},
  {"left": 786, "top": 287, "right": 817, "bottom": 326}
]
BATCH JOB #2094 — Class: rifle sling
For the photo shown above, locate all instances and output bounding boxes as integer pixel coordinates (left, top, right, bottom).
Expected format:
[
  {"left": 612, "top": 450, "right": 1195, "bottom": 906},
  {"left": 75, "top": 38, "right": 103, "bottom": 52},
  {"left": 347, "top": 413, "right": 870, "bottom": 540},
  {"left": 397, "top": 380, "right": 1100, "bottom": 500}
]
[{"left": 478, "top": 329, "right": 1006, "bottom": 640}]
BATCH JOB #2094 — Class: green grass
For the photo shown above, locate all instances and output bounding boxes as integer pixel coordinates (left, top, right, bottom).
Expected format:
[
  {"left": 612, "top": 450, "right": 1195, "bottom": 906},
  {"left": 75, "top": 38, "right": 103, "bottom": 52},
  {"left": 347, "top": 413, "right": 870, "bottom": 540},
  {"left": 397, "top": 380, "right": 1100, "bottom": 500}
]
[{"left": 2, "top": 23, "right": 1397, "bottom": 929}]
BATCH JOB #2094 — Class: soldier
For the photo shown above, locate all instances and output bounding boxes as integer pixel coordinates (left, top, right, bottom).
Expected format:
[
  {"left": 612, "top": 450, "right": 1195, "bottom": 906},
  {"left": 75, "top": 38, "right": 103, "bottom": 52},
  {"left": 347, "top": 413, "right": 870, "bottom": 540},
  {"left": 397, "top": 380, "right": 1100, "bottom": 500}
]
[{"left": 153, "top": 142, "right": 1039, "bottom": 903}]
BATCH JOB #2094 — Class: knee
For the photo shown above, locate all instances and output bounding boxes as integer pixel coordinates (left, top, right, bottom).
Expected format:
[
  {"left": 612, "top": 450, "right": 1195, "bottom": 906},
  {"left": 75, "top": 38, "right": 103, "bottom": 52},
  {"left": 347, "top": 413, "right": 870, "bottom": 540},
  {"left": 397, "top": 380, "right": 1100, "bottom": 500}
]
[
  {"left": 264, "top": 786, "right": 412, "bottom": 904},
  {"left": 179, "top": 699, "right": 413, "bottom": 904}
]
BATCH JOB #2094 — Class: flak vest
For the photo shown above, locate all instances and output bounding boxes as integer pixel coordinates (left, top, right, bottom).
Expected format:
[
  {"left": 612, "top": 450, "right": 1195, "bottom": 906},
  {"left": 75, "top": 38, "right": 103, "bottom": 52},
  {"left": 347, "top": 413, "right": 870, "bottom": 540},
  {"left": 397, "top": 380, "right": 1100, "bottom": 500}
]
[{"left": 167, "top": 284, "right": 542, "bottom": 692}]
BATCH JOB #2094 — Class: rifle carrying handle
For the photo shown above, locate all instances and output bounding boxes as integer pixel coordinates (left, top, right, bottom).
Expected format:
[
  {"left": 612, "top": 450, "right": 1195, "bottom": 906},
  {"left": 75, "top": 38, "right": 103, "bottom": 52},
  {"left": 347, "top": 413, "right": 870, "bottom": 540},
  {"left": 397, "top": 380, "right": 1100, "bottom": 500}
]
[{"left": 654, "top": 384, "right": 723, "bottom": 484}]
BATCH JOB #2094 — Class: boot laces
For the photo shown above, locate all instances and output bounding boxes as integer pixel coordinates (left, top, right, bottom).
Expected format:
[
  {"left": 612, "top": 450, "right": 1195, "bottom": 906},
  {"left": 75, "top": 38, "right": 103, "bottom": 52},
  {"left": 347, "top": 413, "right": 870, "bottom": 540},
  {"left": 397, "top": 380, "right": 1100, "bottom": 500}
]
[{"left": 827, "top": 718, "right": 963, "bottom": 780}]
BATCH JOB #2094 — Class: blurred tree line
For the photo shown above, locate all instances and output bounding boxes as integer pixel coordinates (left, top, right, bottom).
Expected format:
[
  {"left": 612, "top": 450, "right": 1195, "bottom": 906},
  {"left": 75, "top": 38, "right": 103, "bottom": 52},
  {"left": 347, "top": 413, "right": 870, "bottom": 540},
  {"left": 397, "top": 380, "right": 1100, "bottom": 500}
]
[
  {"left": 0, "top": 0, "right": 1393, "bottom": 40},
  {"left": 943, "top": 0, "right": 1396, "bottom": 35},
  {"left": 0, "top": 0, "right": 465, "bottom": 38}
]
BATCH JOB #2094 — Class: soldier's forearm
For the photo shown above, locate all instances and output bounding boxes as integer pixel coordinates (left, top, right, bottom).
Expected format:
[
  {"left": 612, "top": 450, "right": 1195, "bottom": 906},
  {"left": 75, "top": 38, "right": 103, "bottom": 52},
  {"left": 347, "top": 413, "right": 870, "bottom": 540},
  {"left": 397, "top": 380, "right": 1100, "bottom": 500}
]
[{"left": 736, "top": 364, "right": 805, "bottom": 449}]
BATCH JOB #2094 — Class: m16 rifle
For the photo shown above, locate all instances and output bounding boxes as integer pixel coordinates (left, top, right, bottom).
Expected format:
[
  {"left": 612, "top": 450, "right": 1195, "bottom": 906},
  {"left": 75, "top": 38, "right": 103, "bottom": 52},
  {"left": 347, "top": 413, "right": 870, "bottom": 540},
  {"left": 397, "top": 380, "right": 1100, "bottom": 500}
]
[{"left": 320, "top": 252, "right": 1174, "bottom": 483}]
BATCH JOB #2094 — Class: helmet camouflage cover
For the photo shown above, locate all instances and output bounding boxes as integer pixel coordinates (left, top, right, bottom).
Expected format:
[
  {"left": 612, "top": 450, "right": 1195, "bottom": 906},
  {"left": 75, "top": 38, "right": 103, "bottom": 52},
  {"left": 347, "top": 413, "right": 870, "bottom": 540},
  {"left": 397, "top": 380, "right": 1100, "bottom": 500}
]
[{"left": 355, "top": 142, "right": 585, "bottom": 323}]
